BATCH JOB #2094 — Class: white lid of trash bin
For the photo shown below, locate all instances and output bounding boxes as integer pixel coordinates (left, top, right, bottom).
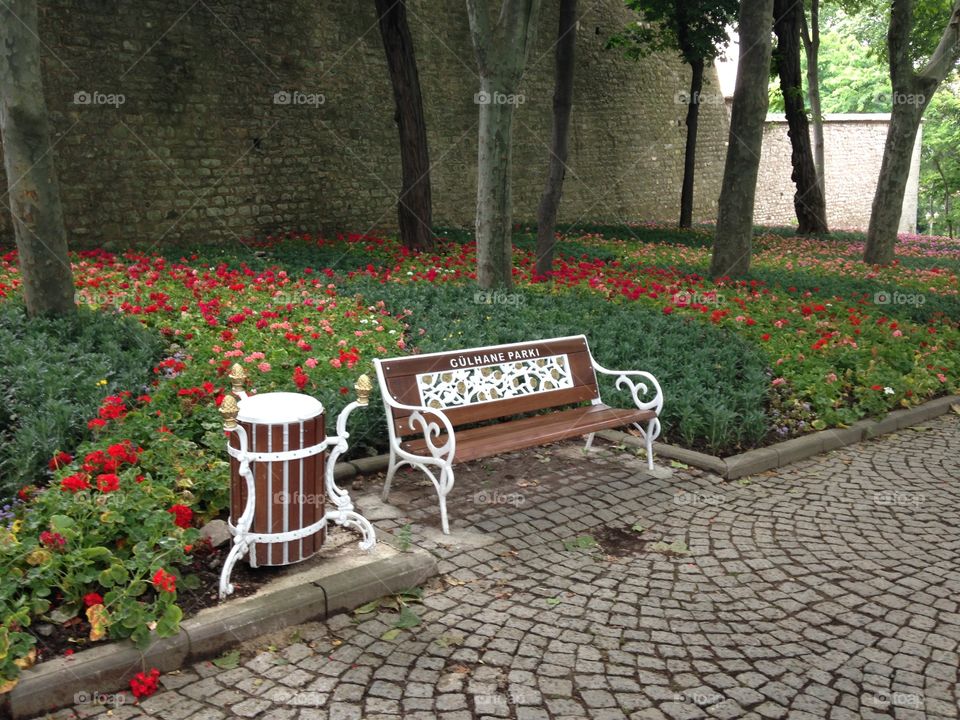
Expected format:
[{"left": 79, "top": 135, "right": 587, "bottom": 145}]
[{"left": 237, "top": 392, "right": 324, "bottom": 424}]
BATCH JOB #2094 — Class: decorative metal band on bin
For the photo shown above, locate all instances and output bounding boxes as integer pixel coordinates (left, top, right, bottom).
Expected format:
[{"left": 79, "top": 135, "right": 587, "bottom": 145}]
[{"left": 217, "top": 364, "right": 376, "bottom": 599}]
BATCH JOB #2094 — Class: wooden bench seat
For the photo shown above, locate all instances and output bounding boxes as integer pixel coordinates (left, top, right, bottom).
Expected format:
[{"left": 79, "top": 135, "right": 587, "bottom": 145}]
[{"left": 373, "top": 335, "right": 663, "bottom": 533}]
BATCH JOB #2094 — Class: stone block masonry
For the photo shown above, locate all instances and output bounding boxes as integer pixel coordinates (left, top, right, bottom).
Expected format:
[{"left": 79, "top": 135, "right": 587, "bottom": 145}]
[
  {"left": 754, "top": 113, "right": 922, "bottom": 233},
  {"left": 0, "top": 0, "right": 730, "bottom": 247}
]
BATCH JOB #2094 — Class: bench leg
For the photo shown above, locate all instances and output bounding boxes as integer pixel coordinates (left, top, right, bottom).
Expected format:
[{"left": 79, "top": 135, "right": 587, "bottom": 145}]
[
  {"left": 438, "top": 465, "right": 454, "bottom": 535},
  {"left": 584, "top": 432, "right": 595, "bottom": 451},
  {"left": 382, "top": 447, "right": 402, "bottom": 501},
  {"left": 645, "top": 419, "right": 655, "bottom": 471}
]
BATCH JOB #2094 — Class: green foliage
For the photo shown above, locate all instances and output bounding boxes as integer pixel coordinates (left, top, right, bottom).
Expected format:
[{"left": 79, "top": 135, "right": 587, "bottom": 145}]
[
  {"left": 340, "top": 279, "right": 772, "bottom": 454},
  {"left": 606, "top": 0, "right": 739, "bottom": 66},
  {"left": 918, "top": 79, "right": 960, "bottom": 236},
  {"left": 0, "top": 305, "right": 164, "bottom": 499}
]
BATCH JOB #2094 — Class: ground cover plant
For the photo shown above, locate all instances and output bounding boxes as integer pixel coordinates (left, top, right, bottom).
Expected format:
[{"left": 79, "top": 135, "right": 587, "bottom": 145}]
[{"left": 0, "top": 226, "right": 956, "bottom": 684}]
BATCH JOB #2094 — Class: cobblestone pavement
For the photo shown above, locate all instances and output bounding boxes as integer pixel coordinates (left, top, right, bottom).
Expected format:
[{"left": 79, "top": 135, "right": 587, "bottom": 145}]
[{"left": 46, "top": 415, "right": 960, "bottom": 720}]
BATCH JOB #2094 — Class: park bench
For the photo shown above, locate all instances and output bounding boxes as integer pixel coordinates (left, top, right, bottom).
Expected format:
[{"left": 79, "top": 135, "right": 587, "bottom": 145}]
[{"left": 373, "top": 335, "right": 663, "bottom": 533}]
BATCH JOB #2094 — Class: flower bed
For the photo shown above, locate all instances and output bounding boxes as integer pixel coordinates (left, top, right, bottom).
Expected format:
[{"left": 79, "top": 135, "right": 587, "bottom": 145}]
[{"left": 0, "top": 227, "right": 957, "bottom": 685}]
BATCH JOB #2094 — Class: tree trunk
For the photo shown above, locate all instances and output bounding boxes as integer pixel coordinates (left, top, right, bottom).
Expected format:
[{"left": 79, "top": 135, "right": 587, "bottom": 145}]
[
  {"left": 679, "top": 58, "right": 704, "bottom": 229},
  {"left": 864, "top": 0, "right": 960, "bottom": 264},
  {"left": 0, "top": 0, "right": 75, "bottom": 317},
  {"left": 534, "top": 0, "right": 577, "bottom": 279},
  {"left": 801, "top": 0, "right": 826, "bottom": 215},
  {"left": 476, "top": 84, "right": 516, "bottom": 288},
  {"left": 709, "top": 0, "right": 774, "bottom": 279},
  {"left": 865, "top": 98, "right": 926, "bottom": 263},
  {"left": 375, "top": 0, "right": 433, "bottom": 252},
  {"left": 467, "top": 0, "right": 542, "bottom": 289},
  {"left": 774, "top": 0, "right": 828, "bottom": 234}
]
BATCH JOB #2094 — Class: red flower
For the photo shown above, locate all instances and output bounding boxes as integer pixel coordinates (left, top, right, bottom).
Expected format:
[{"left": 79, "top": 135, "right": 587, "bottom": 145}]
[
  {"left": 39, "top": 531, "right": 66, "bottom": 549},
  {"left": 48, "top": 451, "right": 73, "bottom": 471},
  {"left": 662, "top": 306, "right": 674, "bottom": 315},
  {"left": 293, "top": 366, "right": 308, "bottom": 390},
  {"left": 130, "top": 668, "right": 161, "bottom": 699},
  {"left": 167, "top": 504, "right": 193, "bottom": 529},
  {"left": 61, "top": 473, "right": 91, "bottom": 493},
  {"left": 83, "top": 592, "right": 104, "bottom": 607},
  {"left": 761, "top": 333, "right": 771, "bottom": 341},
  {"left": 96, "top": 473, "right": 120, "bottom": 493},
  {"left": 152, "top": 569, "right": 176, "bottom": 593},
  {"left": 870, "top": 384, "right": 883, "bottom": 391},
  {"left": 17, "top": 485, "right": 35, "bottom": 501}
]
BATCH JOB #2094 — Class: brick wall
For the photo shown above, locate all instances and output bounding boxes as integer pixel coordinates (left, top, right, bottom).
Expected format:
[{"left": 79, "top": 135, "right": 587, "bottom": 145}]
[
  {"left": 754, "top": 114, "right": 921, "bottom": 233},
  {"left": 0, "top": 0, "right": 730, "bottom": 247}
]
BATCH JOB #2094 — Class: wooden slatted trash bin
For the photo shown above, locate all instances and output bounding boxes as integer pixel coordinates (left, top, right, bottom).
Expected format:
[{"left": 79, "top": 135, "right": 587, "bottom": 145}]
[
  {"left": 228, "top": 392, "right": 326, "bottom": 567},
  {"left": 217, "top": 364, "right": 377, "bottom": 599}
]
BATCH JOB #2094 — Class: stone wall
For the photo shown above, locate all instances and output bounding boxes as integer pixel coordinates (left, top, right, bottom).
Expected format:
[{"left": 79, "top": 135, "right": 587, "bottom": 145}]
[
  {"left": 0, "top": 1, "right": 731, "bottom": 247},
  {"left": 754, "top": 114, "right": 921, "bottom": 233}
]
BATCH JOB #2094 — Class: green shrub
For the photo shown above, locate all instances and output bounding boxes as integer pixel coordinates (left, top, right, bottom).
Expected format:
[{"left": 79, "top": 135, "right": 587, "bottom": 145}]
[
  {"left": 0, "top": 305, "right": 165, "bottom": 499},
  {"left": 341, "top": 280, "right": 771, "bottom": 454}
]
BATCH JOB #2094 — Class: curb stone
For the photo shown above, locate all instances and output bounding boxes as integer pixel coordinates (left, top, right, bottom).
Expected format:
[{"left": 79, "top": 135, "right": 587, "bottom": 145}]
[
  {"left": 601, "top": 394, "right": 959, "bottom": 480},
  {"left": 2, "top": 527, "right": 436, "bottom": 720}
]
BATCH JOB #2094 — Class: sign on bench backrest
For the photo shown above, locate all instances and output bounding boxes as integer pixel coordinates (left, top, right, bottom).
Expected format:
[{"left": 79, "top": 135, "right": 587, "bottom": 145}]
[{"left": 377, "top": 336, "right": 601, "bottom": 435}]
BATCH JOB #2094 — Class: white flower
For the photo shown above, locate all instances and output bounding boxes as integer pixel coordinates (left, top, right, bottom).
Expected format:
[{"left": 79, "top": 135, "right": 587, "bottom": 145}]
[{"left": 884, "top": 386, "right": 895, "bottom": 395}]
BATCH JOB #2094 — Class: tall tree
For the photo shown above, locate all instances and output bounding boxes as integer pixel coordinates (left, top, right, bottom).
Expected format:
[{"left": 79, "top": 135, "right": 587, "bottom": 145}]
[
  {"left": 375, "top": 0, "right": 434, "bottom": 252},
  {"left": 534, "top": 0, "right": 577, "bottom": 278},
  {"left": 709, "top": 0, "right": 775, "bottom": 279},
  {"left": 0, "top": 0, "right": 75, "bottom": 316},
  {"left": 774, "top": 0, "right": 828, "bottom": 233},
  {"left": 864, "top": 0, "right": 960, "bottom": 264},
  {"left": 609, "top": 0, "right": 738, "bottom": 229},
  {"left": 800, "top": 0, "right": 826, "bottom": 206},
  {"left": 466, "top": 0, "right": 542, "bottom": 289}
]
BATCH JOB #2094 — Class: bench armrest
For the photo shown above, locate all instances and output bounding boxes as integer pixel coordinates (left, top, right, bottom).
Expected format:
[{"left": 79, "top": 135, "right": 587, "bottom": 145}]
[
  {"left": 381, "top": 394, "right": 456, "bottom": 461},
  {"left": 592, "top": 363, "right": 664, "bottom": 416}
]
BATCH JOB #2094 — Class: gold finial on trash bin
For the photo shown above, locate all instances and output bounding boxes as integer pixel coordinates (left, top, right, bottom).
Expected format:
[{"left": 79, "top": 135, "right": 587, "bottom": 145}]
[
  {"left": 355, "top": 374, "right": 373, "bottom": 406},
  {"left": 220, "top": 394, "right": 239, "bottom": 430},
  {"left": 228, "top": 363, "right": 248, "bottom": 395}
]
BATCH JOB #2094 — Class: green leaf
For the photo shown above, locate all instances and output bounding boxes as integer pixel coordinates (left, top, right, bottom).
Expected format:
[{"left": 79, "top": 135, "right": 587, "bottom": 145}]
[
  {"left": 353, "top": 600, "right": 381, "bottom": 615},
  {"left": 394, "top": 606, "right": 420, "bottom": 630},
  {"left": 545, "top": 597, "right": 561, "bottom": 607},
  {"left": 562, "top": 535, "right": 597, "bottom": 551},
  {"left": 49, "top": 515, "right": 76, "bottom": 531},
  {"left": 670, "top": 460, "right": 690, "bottom": 469},
  {"left": 631, "top": 522, "right": 645, "bottom": 533},
  {"left": 212, "top": 650, "right": 240, "bottom": 669},
  {"left": 380, "top": 628, "right": 402, "bottom": 641},
  {"left": 80, "top": 547, "right": 112, "bottom": 561},
  {"left": 156, "top": 604, "right": 183, "bottom": 637}
]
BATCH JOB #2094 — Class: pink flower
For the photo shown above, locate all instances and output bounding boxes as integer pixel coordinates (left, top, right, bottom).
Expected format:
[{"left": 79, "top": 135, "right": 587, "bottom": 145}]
[
  {"left": 329, "top": 358, "right": 342, "bottom": 369},
  {"left": 825, "top": 372, "right": 838, "bottom": 383},
  {"left": 258, "top": 362, "right": 271, "bottom": 373},
  {"left": 892, "top": 330, "right": 903, "bottom": 337},
  {"left": 305, "top": 358, "right": 318, "bottom": 368},
  {"left": 937, "top": 373, "right": 947, "bottom": 382},
  {"left": 772, "top": 377, "right": 786, "bottom": 387}
]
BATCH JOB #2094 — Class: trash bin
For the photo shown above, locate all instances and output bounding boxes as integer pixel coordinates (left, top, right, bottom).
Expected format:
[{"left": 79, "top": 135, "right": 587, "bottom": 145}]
[{"left": 228, "top": 392, "right": 326, "bottom": 567}]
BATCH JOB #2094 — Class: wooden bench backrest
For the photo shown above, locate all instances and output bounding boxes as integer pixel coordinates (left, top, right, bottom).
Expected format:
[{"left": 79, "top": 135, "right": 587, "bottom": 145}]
[{"left": 375, "top": 336, "right": 600, "bottom": 437}]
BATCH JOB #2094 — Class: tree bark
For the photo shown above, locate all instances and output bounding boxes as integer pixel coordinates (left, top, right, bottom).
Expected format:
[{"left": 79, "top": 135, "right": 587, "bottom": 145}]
[
  {"left": 679, "top": 58, "right": 704, "bottom": 229},
  {"left": 375, "top": 0, "right": 433, "bottom": 252},
  {"left": 866, "top": 98, "right": 926, "bottom": 262},
  {"left": 0, "top": 0, "right": 75, "bottom": 316},
  {"left": 774, "top": 0, "right": 828, "bottom": 234},
  {"left": 467, "top": 0, "right": 542, "bottom": 289},
  {"left": 864, "top": 0, "right": 960, "bottom": 264},
  {"left": 801, "top": 0, "right": 826, "bottom": 215},
  {"left": 709, "top": 0, "right": 774, "bottom": 279},
  {"left": 534, "top": 0, "right": 577, "bottom": 279}
]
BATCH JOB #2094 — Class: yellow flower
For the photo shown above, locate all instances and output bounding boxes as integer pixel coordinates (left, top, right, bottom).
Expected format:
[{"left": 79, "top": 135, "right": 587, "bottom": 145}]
[
  {"left": 11, "top": 519, "right": 22, "bottom": 535},
  {"left": 97, "top": 379, "right": 108, "bottom": 387}
]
